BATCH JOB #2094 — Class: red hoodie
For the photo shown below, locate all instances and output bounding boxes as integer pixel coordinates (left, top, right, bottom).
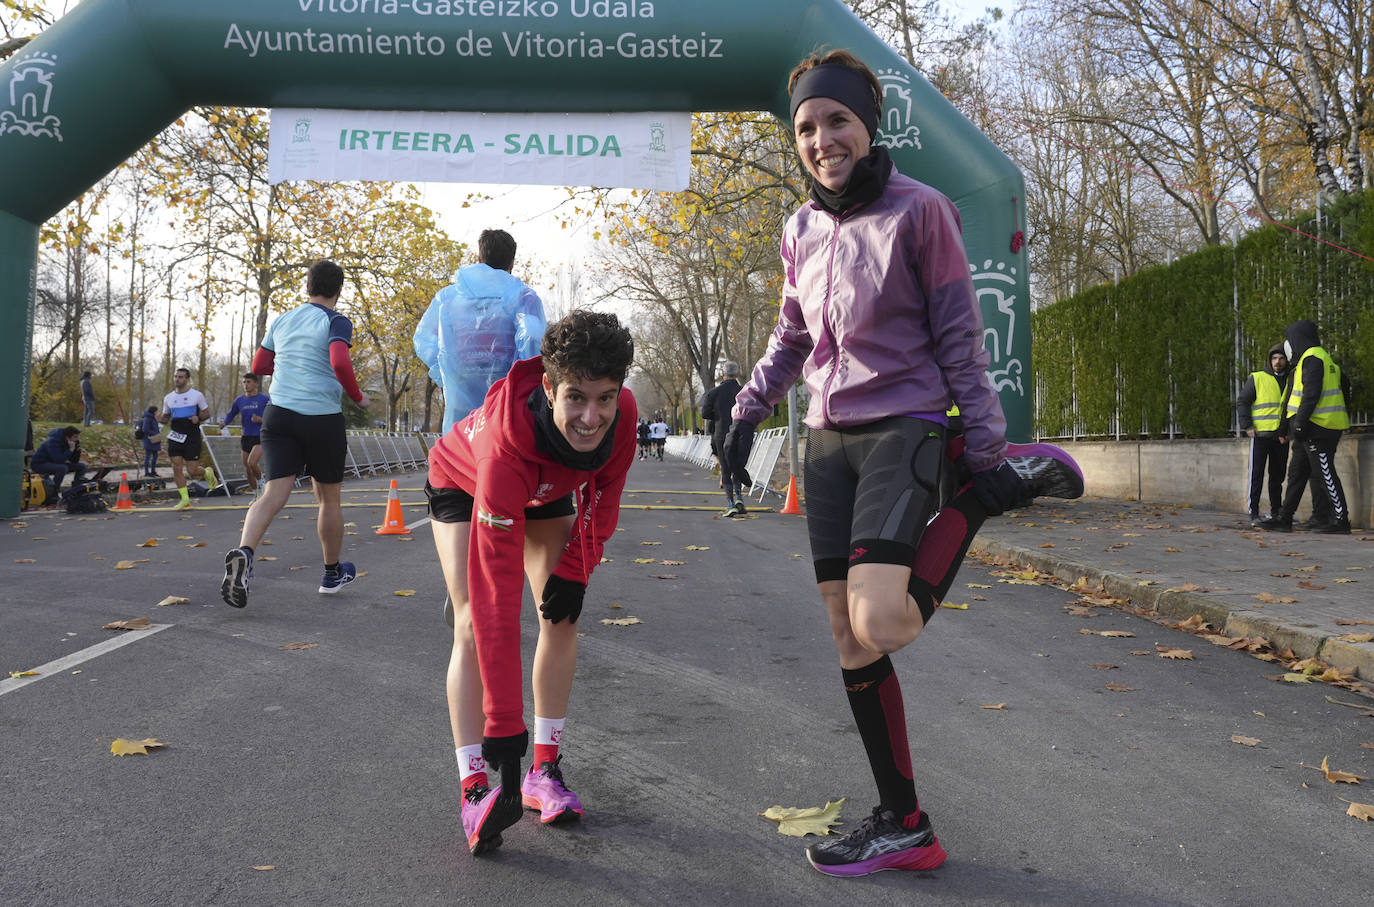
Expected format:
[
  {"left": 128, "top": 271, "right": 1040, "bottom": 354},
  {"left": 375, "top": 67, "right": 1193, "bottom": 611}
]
[{"left": 427, "top": 357, "right": 638, "bottom": 737}]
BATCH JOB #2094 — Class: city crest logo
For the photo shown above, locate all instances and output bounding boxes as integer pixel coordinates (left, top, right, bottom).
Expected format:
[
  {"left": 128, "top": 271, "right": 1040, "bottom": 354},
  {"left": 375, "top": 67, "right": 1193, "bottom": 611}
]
[
  {"left": 647, "top": 121, "right": 667, "bottom": 153},
  {"left": 1, "top": 51, "right": 63, "bottom": 141},
  {"left": 292, "top": 117, "right": 312, "bottom": 144},
  {"left": 874, "top": 68, "right": 921, "bottom": 151}
]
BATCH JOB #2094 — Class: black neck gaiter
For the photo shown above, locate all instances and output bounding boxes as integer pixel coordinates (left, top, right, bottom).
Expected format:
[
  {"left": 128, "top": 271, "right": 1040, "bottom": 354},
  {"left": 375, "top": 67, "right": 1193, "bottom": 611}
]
[{"left": 809, "top": 145, "right": 894, "bottom": 216}]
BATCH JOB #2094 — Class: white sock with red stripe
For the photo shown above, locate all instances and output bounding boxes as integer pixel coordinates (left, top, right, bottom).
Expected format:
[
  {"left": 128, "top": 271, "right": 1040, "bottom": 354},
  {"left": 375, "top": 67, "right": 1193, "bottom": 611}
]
[
  {"left": 533, "top": 716, "right": 565, "bottom": 768},
  {"left": 457, "top": 744, "right": 487, "bottom": 793}
]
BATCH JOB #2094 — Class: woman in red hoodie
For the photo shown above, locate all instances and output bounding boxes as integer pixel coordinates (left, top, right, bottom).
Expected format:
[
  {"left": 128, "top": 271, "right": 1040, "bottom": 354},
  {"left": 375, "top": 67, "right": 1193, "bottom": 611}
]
[{"left": 425, "top": 309, "right": 636, "bottom": 856}]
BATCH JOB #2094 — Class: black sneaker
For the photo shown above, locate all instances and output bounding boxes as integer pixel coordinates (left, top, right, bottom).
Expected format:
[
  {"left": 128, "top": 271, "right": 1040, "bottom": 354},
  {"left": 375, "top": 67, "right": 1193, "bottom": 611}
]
[
  {"left": 1002, "top": 442, "right": 1085, "bottom": 504},
  {"left": 221, "top": 547, "right": 253, "bottom": 609},
  {"left": 805, "top": 807, "right": 947, "bottom": 877},
  {"left": 1316, "top": 520, "right": 1351, "bottom": 535},
  {"left": 1258, "top": 516, "right": 1292, "bottom": 533},
  {"left": 1295, "top": 517, "right": 1326, "bottom": 531}
]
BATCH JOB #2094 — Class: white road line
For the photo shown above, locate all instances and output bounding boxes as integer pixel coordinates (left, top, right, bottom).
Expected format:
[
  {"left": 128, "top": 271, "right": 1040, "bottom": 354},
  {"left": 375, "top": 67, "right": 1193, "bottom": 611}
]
[
  {"left": 0, "top": 624, "right": 173, "bottom": 698},
  {"left": 408, "top": 515, "right": 431, "bottom": 530}
]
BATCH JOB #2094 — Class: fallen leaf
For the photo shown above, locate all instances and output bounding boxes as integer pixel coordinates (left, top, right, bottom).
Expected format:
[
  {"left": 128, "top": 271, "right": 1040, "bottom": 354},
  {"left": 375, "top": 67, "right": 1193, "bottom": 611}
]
[
  {"left": 8, "top": 670, "right": 38, "bottom": 678},
  {"left": 1100, "top": 630, "right": 1136, "bottom": 638},
  {"left": 683, "top": 545, "right": 710, "bottom": 551},
  {"left": 601, "top": 617, "right": 642, "bottom": 627},
  {"left": 176, "top": 536, "right": 194, "bottom": 540},
  {"left": 1297, "top": 581, "right": 1326, "bottom": 590},
  {"left": 1231, "top": 735, "right": 1260, "bottom": 747},
  {"left": 639, "top": 541, "right": 662, "bottom": 546},
  {"left": 966, "top": 583, "right": 991, "bottom": 589},
  {"left": 113, "top": 560, "right": 139, "bottom": 570},
  {"left": 1157, "top": 648, "right": 1194, "bottom": 660},
  {"left": 1345, "top": 801, "right": 1374, "bottom": 821},
  {"left": 939, "top": 602, "right": 969, "bottom": 610},
  {"left": 759, "top": 799, "right": 845, "bottom": 837},
  {"left": 1334, "top": 579, "right": 1357, "bottom": 584},
  {"left": 258, "top": 556, "right": 278, "bottom": 561},
  {"left": 1337, "top": 633, "right": 1374, "bottom": 643},
  {"left": 653, "top": 574, "right": 679, "bottom": 580},
  {"left": 187, "top": 542, "right": 206, "bottom": 548},
  {"left": 13, "top": 558, "right": 35, "bottom": 564},
  {"left": 1104, "top": 683, "right": 1138, "bottom": 692},
  {"left": 251, "top": 865, "right": 276, "bottom": 871},
  {"left": 980, "top": 702, "right": 1007, "bottom": 710},
  {"left": 282, "top": 642, "right": 318, "bottom": 650},
  {"left": 1335, "top": 618, "right": 1374, "bottom": 626},
  {"left": 660, "top": 560, "right": 686, "bottom": 566},
  {"left": 1279, "top": 673, "right": 1314, "bottom": 683},
  {"left": 1164, "top": 547, "right": 1182, "bottom": 553},
  {"left": 103, "top": 617, "right": 150, "bottom": 631},
  {"left": 1089, "top": 663, "right": 1118, "bottom": 670},
  {"left": 138, "top": 538, "right": 159, "bottom": 547},
  {"left": 632, "top": 557, "right": 657, "bottom": 564},
  {"left": 110, "top": 737, "right": 165, "bottom": 756},
  {"left": 156, "top": 596, "right": 189, "bottom": 607},
  {"left": 1321, "top": 756, "right": 1366, "bottom": 784},
  {"left": 1039, "top": 542, "right": 1055, "bottom": 549},
  {"left": 393, "top": 590, "right": 417, "bottom": 597},
  {"left": 608, "top": 602, "right": 623, "bottom": 609}
]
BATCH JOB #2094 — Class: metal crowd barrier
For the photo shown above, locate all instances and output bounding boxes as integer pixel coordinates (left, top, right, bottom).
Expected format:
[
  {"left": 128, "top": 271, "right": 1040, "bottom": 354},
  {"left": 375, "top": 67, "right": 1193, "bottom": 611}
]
[
  {"left": 202, "top": 426, "right": 434, "bottom": 487},
  {"left": 665, "top": 427, "right": 789, "bottom": 502}
]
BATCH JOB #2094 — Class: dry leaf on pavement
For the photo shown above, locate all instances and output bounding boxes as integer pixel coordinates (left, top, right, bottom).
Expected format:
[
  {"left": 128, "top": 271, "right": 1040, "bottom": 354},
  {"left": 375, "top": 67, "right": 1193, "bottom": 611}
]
[
  {"left": 156, "top": 596, "right": 189, "bottom": 607},
  {"left": 1104, "top": 683, "right": 1138, "bottom": 692},
  {"left": 138, "top": 538, "right": 159, "bottom": 547},
  {"left": 1344, "top": 801, "right": 1374, "bottom": 821},
  {"left": 981, "top": 702, "right": 1007, "bottom": 710},
  {"left": 393, "top": 590, "right": 417, "bottom": 596},
  {"left": 111, "top": 737, "right": 165, "bottom": 756},
  {"left": 1157, "top": 647, "right": 1194, "bottom": 660},
  {"left": 601, "top": 617, "right": 642, "bottom": 627},
  {"left": 103, "top": 617, "right": 150, "bottom": 631},
  {"left": 1320, "top": 756, "right": 1366, "bottom": 784},
  {"left": 1231, "top": 735, "right": 1260, "bottom": 747},
  {"left": 759, "top": 799, "right": 845, "bottom": 837}
]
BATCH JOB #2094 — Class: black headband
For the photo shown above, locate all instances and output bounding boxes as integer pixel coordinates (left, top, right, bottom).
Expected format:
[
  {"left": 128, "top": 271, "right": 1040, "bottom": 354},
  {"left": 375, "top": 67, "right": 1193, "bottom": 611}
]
[{"left": 789, "top": 63, "right": 880, "bottom": 139}]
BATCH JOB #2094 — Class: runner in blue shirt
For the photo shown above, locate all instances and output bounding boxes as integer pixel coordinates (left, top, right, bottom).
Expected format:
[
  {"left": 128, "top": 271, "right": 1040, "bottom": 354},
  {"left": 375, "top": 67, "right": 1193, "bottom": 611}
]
[
  {"left": 222, "top": 373, "right": 270, "bottom": 494},
  {"left": 220, "top": 259, "right": 372, "bottom": 609}
]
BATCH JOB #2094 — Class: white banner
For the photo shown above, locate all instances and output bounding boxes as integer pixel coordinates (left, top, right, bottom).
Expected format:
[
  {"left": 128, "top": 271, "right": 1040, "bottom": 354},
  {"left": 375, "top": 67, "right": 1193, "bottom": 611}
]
[{"left": 268, "top": 108, "right": 690, "bottom": 191}]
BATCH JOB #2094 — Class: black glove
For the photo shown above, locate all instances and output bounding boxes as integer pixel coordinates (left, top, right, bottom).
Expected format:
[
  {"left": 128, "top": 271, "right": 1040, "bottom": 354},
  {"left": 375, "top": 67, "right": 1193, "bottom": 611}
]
[
  {"left": 481, "top": 730, "right": 529, "bottom": 772},
  {"left": 971, "top": 462, "right": 1023, "bottom": 517},
  {"left": 1290, "top": 420, "right": 1309, "bottom": 441},
  {"left": 539, "top": 574, "right": 586, "bottom": 624},
  {"left": 722, "top": 419, "right": 755, "bottom": 487}
]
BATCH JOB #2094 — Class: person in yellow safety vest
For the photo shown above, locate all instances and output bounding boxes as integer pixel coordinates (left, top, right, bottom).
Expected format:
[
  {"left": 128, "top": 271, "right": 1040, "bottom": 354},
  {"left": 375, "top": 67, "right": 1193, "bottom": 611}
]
[
  {"left": 1235, "top": 342, "right": 1289, "bottom": 527},
  {"left": 1259, "top": 319, "right": 1352, "bottom": 534}
]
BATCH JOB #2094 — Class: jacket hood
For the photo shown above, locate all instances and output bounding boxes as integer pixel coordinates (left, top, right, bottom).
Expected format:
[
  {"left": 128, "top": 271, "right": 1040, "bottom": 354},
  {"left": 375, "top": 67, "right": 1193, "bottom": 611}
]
[
  {"left": 1268, "top": 342, "right": 1288, "bottom": 376},
  {"left": 1284, "top": 320, "right": 1320, "bottom": 361},
  {"left": 456, "top": 262, "right": 520, "bottom": 299},
  {"left": 45, "top": 427, "right": 66, "bottom": 442}
]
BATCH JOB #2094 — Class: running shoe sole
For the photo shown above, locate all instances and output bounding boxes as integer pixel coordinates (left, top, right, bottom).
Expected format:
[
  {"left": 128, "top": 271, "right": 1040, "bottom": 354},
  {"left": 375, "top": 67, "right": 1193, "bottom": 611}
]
[
  {"left": 221, "top": 549, "right": 250, "bottom": 609},
  {"left": 520, "top": 792, "right": 583, "bottom": 825},
  {"left": 468, "top": 790, "right": 524, "bottom": 856},
  {"left": 806, "top": 836, "right": 947, "bottom": 877},
  {"left": 1003, "top": 442, "right": 1085, "bottom": 500}
]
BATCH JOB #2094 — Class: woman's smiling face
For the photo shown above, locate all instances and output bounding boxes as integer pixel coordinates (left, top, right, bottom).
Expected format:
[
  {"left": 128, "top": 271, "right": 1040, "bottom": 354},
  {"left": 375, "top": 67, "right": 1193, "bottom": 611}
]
[{"left": 793, "top": 96, "right": 871, "bottom": 193}]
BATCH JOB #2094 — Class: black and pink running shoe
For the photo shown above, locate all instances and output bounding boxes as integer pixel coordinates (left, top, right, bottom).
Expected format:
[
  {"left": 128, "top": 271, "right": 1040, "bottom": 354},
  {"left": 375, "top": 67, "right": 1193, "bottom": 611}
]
[{"left": 805, "top": 807, "right": 947, "bottom": 877}]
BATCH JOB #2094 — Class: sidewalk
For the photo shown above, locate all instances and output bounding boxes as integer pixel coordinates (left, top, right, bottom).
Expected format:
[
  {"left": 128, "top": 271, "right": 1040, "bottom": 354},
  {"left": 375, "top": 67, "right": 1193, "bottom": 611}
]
[{"left": 971, "top": 497, "right": 1374, "bottom": 683}]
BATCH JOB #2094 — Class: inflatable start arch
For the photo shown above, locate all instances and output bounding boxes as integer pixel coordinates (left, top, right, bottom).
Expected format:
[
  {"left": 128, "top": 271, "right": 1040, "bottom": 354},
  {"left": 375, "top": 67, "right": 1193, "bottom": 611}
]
[{"left": 0, "top": 0, "right": 1031, "bottom": 516}]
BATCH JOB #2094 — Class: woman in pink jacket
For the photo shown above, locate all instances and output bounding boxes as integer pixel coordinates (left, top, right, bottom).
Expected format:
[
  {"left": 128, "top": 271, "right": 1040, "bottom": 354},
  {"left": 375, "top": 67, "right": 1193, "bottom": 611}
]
[
  {"left": 426, "top": 310, "right": 636, "bottom": 857},
  {"left": 724, "top": 50, "right": 1083, "bottom": 877}
]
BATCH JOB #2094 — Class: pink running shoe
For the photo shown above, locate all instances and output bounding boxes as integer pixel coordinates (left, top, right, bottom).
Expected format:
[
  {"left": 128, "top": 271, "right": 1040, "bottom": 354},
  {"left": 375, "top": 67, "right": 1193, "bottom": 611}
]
[
  {"left": 462, "top": 783, "right": 522, "bottom": 856},
  {"left": 521, "top": 756, "right": 584, "bottom": 824},
  {"left": 1003, "top": 442, "right": 1085, "bottom": 504}
]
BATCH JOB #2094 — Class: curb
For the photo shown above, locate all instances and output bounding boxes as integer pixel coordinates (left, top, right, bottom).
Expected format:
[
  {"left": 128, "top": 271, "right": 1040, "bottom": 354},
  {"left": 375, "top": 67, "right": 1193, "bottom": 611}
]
[{"left": 969, "top": 537, "right": 1374, "bottom": 683}]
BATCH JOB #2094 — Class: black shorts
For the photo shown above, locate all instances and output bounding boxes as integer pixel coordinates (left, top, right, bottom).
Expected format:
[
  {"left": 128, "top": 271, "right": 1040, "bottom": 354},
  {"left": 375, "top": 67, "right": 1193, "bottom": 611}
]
[
  {"left": 166, "top": 433, "right": 203, "bottom": 461},
  {"left": 260, "top": 404, "right": 347, "bottom": 485},
  {"left": 240, "top": 435, "right": 261, "bottom": 454},
  {"left": 804, "top": 417, "right": 948, "bottom": 583},
  {"left": 425, "top": 482, "right": 576, "bottom": 524}
]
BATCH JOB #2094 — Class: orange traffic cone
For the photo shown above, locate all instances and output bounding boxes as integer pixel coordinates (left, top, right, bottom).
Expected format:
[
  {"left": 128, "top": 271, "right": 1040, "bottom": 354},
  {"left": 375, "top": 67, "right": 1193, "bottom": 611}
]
[
  {"left": 780, "top": 475, "right": 803, "bottom": 515},
  {"left": 376, "top": 479, "right": 410, "bottom": 535},
  {"left": 113, "top": 472, "right": 135, "bottom": 511}
]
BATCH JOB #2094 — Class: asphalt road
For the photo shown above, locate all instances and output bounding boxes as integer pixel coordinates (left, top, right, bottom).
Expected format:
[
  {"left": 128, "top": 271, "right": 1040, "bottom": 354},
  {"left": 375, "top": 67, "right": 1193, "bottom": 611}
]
[{"left": 3, "top": 459, "right": 1372, "bottom": 905}]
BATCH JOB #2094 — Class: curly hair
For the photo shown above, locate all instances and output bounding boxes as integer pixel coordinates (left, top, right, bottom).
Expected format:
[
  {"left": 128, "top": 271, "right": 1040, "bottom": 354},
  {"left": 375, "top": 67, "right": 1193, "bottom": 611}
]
[{"left": 541, "top": 310, "right": 634, "bottom": 388}]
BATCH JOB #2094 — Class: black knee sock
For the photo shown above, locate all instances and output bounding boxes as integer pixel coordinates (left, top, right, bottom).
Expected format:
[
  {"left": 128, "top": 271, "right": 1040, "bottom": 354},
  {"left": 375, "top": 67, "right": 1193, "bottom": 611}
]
[{"left": 842, "top": 655, "right": 919, "bottom": 824}]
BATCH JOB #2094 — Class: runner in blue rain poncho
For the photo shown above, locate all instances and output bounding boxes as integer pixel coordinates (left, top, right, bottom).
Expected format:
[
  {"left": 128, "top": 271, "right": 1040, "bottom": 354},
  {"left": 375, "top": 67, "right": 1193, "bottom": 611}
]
[{"left": 414, "top": 229, "right": 548, "bottom": 431}]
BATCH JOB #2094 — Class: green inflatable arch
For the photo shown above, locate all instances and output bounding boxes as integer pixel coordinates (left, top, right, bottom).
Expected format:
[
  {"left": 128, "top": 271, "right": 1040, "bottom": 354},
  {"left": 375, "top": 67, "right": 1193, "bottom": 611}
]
[{"left": 0, "top": 0, "right": 1030, "bottom": 517}]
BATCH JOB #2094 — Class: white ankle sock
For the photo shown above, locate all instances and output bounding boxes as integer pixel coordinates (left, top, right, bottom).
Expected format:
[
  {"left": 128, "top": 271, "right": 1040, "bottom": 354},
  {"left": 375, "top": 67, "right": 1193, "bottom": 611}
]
[{"left": 456, "top": 744, "right": 486, "bottom": 782}]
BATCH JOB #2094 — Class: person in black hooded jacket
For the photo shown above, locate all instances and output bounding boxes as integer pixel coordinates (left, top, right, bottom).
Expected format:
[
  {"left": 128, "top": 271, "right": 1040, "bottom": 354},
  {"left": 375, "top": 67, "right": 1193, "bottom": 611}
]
[
  {"left": 1260, "top": 320, "right": 1352, "bottom": 534},
  {"left": 1236, "top": 342, "right": 1289, "bottom": 526}
]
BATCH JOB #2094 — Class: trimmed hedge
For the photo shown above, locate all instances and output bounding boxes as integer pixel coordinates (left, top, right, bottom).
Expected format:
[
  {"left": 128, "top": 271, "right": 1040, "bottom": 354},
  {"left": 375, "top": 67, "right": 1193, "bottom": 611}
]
[{"left": 1033, "top": 191, "right": 1374, "bottom": 438}]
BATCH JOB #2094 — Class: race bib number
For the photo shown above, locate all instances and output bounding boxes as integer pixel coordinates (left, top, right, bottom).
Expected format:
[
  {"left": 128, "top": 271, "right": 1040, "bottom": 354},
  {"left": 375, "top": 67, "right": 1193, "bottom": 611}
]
[{"left": 168, "top": 430, "right": 187, "bottom": 444}]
